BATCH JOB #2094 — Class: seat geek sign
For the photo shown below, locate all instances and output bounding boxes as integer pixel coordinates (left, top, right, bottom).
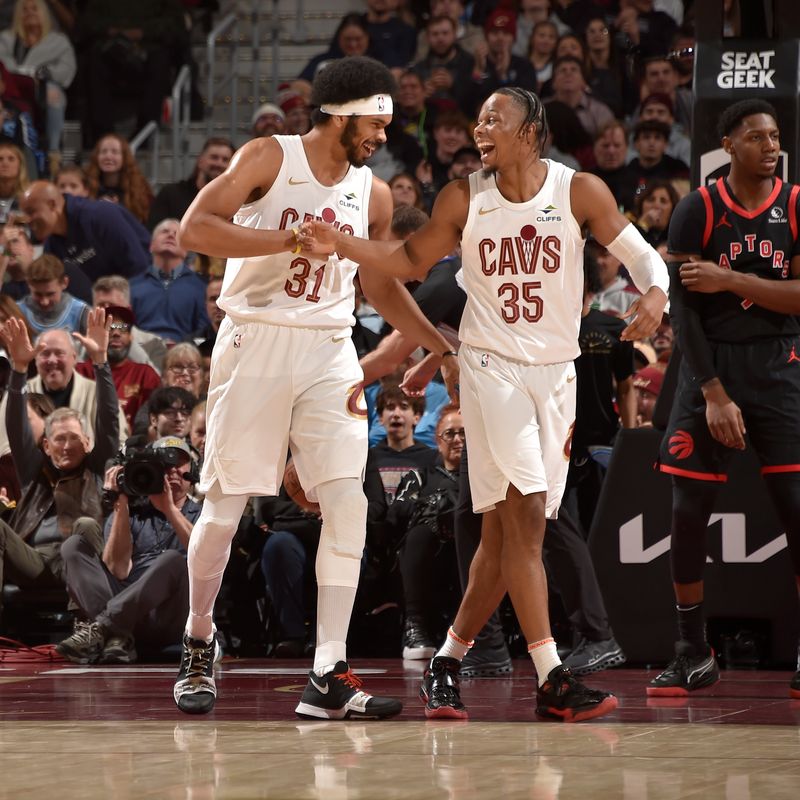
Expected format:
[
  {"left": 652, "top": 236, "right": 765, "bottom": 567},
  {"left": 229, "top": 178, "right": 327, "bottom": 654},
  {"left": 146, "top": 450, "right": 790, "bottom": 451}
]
[{"left": 717, "top": 50, "right": 776, "bottom": 88}]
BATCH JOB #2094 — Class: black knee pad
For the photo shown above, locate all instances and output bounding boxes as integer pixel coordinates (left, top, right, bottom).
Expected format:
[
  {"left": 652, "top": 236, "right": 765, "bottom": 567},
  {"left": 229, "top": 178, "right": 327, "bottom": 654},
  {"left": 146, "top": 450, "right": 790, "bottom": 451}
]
[{"left": 669, "top": 477, "right": 720, "bottom": 585}]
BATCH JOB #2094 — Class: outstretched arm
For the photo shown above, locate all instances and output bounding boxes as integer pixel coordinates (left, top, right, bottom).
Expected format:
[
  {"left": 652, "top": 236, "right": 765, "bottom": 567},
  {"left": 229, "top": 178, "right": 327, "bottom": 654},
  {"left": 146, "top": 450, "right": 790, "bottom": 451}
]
[{"left": 179, "top": 137, "right": 299, "bottom": 258}]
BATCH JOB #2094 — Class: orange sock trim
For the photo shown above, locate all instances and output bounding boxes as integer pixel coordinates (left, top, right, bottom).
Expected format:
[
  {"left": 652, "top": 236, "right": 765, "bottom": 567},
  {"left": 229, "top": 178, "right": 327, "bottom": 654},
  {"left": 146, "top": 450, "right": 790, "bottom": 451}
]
[
  {"left": 527, "top": 637, "right": 555, "bottom": 653},
  {"left": 448, "top": 627, "right": 474, "bottom": 648}
]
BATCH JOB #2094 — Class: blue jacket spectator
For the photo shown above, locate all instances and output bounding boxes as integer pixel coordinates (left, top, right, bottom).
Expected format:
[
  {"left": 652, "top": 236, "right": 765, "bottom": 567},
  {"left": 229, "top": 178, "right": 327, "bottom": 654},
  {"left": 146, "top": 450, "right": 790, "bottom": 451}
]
[
  {"left": 130, "top": 218, "right": 209, "bottom": 343},
  {"left": 20, "top": 182, "right": 150, "bottom": 283}
]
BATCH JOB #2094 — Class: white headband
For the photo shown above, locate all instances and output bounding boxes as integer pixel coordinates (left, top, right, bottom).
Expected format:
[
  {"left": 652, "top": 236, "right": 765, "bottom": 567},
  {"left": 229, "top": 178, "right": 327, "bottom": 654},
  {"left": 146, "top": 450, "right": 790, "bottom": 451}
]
[{"left": 320, "top": 94, "right": 393, "bottom": 116}]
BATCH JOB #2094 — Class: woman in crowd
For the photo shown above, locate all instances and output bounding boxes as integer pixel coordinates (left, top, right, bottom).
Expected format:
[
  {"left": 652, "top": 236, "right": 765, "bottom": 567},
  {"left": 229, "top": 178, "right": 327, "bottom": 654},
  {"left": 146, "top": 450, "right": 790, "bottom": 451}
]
[
  {"left": 388, "top": 172, "right": 427, "bottom": 211},
  {"left": 163, "top": 342, "right": 205, "bottom": 400},
  {"left": 298, "top": 13, "right": 370, "bottom": 83},
  {"left": 0, "top": 0, "right": 76, "bottom": 159},
  {"left": 631, "top": 179, "right": 679, "bottom": 248},
  {"left": 85, "top": 133, "right": 153, "bottom": 224},
  {"left": 582, "top": 15, "right": 625, "bottom": 117},
  {"left": 527, "top": 20, "right": 558, "bottom": 93}
]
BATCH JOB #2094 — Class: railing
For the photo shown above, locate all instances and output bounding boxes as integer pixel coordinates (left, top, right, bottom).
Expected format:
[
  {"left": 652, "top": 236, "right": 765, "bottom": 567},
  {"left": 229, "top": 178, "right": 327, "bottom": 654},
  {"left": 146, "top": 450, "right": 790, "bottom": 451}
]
[
  {"left": 130, "top": 121, "right": 160, "bottom": 186},
  {"left": 206, "top": 12, "right": 240, "bottom": 139},
  {"left": 171, "top": 65, "right": 192, "bottom": 181}
]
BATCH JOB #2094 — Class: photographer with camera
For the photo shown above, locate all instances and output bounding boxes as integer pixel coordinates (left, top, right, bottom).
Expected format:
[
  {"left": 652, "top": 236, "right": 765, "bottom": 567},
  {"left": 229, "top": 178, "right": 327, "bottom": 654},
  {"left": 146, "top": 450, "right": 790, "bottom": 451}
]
[
  {"left": 387, "top": 404, "right": 463, "bottom": 660},
  {"left": 0, "top": 309, "right": 117, "bottom": 625},
  {"left": 55, "top": 435, "right": 202, "bottom": 664}
]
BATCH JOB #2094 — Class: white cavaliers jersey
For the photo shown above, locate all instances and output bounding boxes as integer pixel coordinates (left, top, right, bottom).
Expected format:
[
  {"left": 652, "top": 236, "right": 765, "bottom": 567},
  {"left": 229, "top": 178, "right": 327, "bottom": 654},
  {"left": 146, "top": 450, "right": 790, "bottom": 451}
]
[
  {"left": 218, "top": 135, "right": 372, "bottom": 328},
  {"left": 459, "top": 160, "right": 585, "bottom": 364}
]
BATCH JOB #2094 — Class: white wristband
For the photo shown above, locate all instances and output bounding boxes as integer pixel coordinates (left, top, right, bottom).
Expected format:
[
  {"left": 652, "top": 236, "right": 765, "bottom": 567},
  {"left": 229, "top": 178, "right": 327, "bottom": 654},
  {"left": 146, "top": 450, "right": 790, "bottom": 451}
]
[{"left": 605, "top": 223, "right": 670, "bottom": 297}]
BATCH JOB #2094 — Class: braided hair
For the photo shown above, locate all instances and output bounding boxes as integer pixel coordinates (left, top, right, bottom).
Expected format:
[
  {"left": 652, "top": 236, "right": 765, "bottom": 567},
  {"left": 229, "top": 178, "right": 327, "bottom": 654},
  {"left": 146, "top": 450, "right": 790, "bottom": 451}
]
[{"left": 495, "top": 87, "right": 550, "bottom": 151}]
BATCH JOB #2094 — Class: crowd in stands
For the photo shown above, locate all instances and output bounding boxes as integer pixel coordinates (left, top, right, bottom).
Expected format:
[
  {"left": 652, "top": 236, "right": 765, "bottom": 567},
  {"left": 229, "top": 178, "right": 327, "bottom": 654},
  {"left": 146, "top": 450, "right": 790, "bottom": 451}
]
[{"left": 0, "top": 0, "right": 720, "bottom": 665}]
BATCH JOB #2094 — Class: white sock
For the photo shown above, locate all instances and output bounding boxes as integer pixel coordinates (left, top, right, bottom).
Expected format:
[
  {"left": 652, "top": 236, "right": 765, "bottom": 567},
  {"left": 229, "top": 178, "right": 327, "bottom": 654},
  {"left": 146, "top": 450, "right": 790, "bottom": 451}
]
[
  {"left": 313, "top": 585, "right": 356, "bottom": 675},
  {"left": 435, "top": 627, "right": 474, "bottom": 661},
  {"left": 529, "top": 637, "right": 561, "bottom": 687}
]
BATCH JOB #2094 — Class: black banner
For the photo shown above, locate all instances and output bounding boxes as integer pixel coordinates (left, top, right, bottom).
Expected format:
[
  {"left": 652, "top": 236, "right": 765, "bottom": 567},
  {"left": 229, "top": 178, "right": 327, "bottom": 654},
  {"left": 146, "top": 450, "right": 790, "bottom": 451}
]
[{"left": 588, "top": 428, "right": 797, "bottom": 666}]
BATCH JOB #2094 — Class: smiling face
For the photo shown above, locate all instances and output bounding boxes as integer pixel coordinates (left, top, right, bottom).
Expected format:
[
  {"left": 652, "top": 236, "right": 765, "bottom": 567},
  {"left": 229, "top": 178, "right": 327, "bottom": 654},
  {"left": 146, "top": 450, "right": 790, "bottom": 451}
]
[
  {"left": 96, "top": 136, "right": 124, "bottom": 175},
  {"left": 35, "top": 329, "right": 76, "bottom": 390},
  {"left": 436, "top": 410, "right": 464, "bottom": 470},
  {"left": 340, "top": 114, "right": 391, "bottom": 167},
  {"left": 474, "top": 93, "right": 534, "bottom": 173},
  {"left": 726, "top": 113, "right": 780, "bottom": 180}
]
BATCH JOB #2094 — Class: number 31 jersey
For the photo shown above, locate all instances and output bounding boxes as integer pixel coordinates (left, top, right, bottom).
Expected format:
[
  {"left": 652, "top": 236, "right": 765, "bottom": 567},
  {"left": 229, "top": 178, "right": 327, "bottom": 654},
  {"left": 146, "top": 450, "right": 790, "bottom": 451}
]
[
  {"left": 459, "top": 160, "right": 585, "bottom": 364},
  {"left": 218, "top": 135, "right": 372, "bottom": 329}
]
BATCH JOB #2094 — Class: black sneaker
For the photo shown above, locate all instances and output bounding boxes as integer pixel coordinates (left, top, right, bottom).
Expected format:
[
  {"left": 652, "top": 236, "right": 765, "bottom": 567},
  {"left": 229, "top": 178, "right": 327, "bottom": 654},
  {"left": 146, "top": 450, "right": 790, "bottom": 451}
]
[
  {"left": 791, "top": 671, "right": 800, "bottom": 699},
  {"left": 101, "top": 634, "right": 137, "bottom": 664},
  {"left": 562, "top": 637, "right": 627, "bottom": 676},
  {"left": 174, "top": 633, "right": 217, "bottom": 714},
  {"left": 647, "top": 642, "right": 720, "bottom": 697},
  {"left": 55, "top": 621, "right": 105, "bottom": 664},
  {"left": 419, "top": 656, "right": 468, "bottom": 719},
  {"left": 402, "top": 616, "right": 436, "bottom": 661},
  {"left": 460, "top": 641, "right": 513, "bottom": 678},
  {"left": 295, "top": 661, "right": 403, "bottom": 720},
  {"left": 536, "top": 664, "right": 618, "bottom": 722}
]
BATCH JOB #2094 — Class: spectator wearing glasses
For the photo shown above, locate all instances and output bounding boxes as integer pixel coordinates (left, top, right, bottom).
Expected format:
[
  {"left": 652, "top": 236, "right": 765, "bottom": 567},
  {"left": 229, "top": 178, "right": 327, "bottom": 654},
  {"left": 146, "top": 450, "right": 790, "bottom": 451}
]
[
  {"left": 388, "top": 404, "right": 464, "bottom": 660},
  {"left": 162, "top": 343, "right": 204, "bottom": 400},
  {"left": 129, "top": 218, "right": 209, "bottom": 344},
  {"left": 133, "top": 386, "right": 196, "bottom": 444},
  {"left": 75, "top": 305, "right": 160, "bottom": 430}
]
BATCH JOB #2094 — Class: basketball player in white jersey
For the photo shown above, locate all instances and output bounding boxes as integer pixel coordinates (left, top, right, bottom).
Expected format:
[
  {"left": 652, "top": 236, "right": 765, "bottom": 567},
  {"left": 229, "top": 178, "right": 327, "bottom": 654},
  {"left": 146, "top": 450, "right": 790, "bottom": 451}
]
[
  {"left": 172, "top": 57, "right": 459, "bottom": 718},
  {"left": 300, "top": 87, "right": 669, "bottom": 722}
]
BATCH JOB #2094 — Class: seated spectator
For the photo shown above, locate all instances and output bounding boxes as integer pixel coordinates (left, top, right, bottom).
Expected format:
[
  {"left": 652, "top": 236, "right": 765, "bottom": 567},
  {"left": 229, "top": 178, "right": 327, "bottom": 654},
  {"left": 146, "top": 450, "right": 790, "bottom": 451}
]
[
  {"left": 446, "top": 145, "right": 481, "bottom": 180},
  {"left": 55, "top": 436, "right": 201, "bottom": 664},
  {"left": 394, "top": 70, "right": 437, "bottom": 158},
  {"left": 298, "top": 13, "right": 370, "bottom": 83},
  {"left": 628, "top": 119, "right": 688, "bottom": 197},
  {"left": 0, "top": 0, "right": 76, "bottom": 157},
  {"left": 583, "top": 15, "right": 627, "bottom": 117},
  {"left": 132, "top": 385, "right": 195, "bottom": 443},
  {"left": 147, "top": 137, "right": 234, "bottom": 230},
  {"left": 277, "top": 85, "right": 310, "bottom": 135},
  {"left": 388, "top": 171, "right": 427, "bottom": 210},
  {"left": 469, "top": 9, "right": 538, "bottom": 115},
  {"left": 614, "top": 0, "right": 677, "bottom": 60},
  {"left": 547, "top": 55, "right": 614, "bottom": 140},
  {"left": 591, "top": 120, "right": 638, "bottom": 212},
  {"left": 551, "top": 0, "right": 606, "bottom": 33},
  {"left": 76, "top": 304, "right": 160, "bottom": 431},
  {"left": 633, "top": 364, "right": 663, "bottom": 426},
  {"left": 77, "top": 0, "right": 188, "bottom": 146},
  {"left": 0, "top": 70, "right": 41, "bottom": 176},
  {"left": 86, "top": 133, "right": 153, "bottom": 225},
  {"left": 129, "top": 218, "right": 208, "bottom": 344},
  {"left": 648, "top": 312, "right": 673, "bottom": 368},
  {"left": 18, "top": 253, "right": 89, "bottom": 336},
  {"left": 514, "top": 0, "right": 556, "bottom": 58},
  {"left": 670, "top": 24, "right": 694, "bottom": 90},
  {"left": 630, "top": 178, "right": 679, "bottom": 249},
  {"left": 187, "top": 275, "right": 223, "bottom": 348},
  {"left": 636, "top": 55, "right": 692, "bottom": 135},
  {"left": 188, "top": 398, "right": 205, "bottom": 459},
  {"left": 388, "top": 403, "right": 462, "bottom": 659},
  {"left": 586, "top": 237, "right": 639, "bottom": 318},
  {"left": 633, "top": 92, "right": 691, "bottom": 168},
  {"left": 365, "top": 0, "right": 417, "bottom": 69},
  {"left": 19, "top": 181, "right": 151, "bottom": 282},
  {"left": 411, "top": 15, "right": 475, "bottom": 118},
  {"left": 92, "top": 274, "right": 165, "bottom": 372},
  {"left": 257, "top": 488, "right": 321, "bottom": 658},
  {"left": 416, "top": 109, "right": 472, "bottom": 197},
  {"left": 415, "top": 0, "right": 485, "bottom": 59},
  {"left": 0, "top": 141, "right": 28, "bottom": 223},
  {"left": 163, "top": 342, "right": 204, "bottom": 399},
  {"left": 0, "top": 219, "right": 36, "bottom": 300},
  {"left": 543, "top": 100, "right": 593, "bottom": 170},
  {"left": 0, "top": 312, "right": 118, "bottom": 625},
  {"left": 54, "top": 164, "right": 90, "bottom": 196},
  {"left": 527, "top": 19, "right": 558, "bottom": 91},
  {"left": 26, "top": 324, "right": 128, "bottom": 445},
  {"left": 250, "top": 103, "right": 285, "bottom": 140}
]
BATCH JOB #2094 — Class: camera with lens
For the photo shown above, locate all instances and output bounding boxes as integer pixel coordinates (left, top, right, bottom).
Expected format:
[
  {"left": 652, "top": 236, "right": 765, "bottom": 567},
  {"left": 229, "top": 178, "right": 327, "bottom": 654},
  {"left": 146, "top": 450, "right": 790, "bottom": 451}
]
[{"left": 117, "top": 449, "right": 170, "bottom": 497}]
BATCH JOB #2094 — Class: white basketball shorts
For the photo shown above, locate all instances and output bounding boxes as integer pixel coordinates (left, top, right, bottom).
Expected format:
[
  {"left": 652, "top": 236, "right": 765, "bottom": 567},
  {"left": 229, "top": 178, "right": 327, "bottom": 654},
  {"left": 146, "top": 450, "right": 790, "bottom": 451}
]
[
  {"left": 458, "top": 343, "right": 576, "bottom": 517},
  {"left": 200, "top": 317, "right": 368, "bottom": 498}
]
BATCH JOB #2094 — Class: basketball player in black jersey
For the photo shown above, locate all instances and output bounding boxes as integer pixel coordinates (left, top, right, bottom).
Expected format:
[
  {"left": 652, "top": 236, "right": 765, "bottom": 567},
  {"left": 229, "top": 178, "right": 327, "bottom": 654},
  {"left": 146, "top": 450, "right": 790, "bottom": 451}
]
[{"left": 651, "top": 99, "right": 800, "bottom": 697}]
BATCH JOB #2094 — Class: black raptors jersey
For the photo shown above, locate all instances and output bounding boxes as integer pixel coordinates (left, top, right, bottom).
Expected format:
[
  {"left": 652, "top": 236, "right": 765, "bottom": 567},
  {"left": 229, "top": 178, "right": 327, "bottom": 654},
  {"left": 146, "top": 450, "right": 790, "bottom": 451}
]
[{"left": 668, "top": 177, "right": 800, "bottom": 343}]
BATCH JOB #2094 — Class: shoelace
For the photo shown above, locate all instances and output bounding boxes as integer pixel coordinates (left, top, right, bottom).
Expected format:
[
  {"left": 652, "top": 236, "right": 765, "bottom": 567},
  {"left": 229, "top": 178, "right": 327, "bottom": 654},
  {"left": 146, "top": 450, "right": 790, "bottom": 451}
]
[
  {"left": 335, "top": 669, "right": 363, "bottom": 691},
  {"left": 184, "top": 643, "right": 213, "bottom": 679},
  {"left": 430, "top": 666, "right": 461, "bottom": 701},
  {"left": 71, "top": 622, "right": 101, "bottom": 647}
]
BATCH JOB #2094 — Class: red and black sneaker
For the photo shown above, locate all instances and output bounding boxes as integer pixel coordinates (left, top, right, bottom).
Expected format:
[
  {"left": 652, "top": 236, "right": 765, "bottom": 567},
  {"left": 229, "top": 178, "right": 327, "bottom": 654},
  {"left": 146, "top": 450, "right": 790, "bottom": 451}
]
[
  {"left": 419, "top": 656, "right": 468, "bottom": 719},
  {"left": 790, "top": 670, "right": 800, "bottom": 699},
  {"left": 536, "top": 664, "right": 618, "bottom": 723},
  {"left": 295, "top": 661, "right": 402, "bottom": 720},
  {"left": 647, "top": 642, "right": 719, "bottom": 697}
]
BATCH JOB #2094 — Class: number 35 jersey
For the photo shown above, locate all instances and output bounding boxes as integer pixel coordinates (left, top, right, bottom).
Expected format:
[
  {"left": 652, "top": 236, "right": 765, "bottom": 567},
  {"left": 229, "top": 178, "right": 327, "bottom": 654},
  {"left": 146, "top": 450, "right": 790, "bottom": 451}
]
[
  {"left": 459, "top": 160, "right": 585, "bottom": 365},
  {"left": 218, "top": 134, "right": 373, "bottom": 329}
]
